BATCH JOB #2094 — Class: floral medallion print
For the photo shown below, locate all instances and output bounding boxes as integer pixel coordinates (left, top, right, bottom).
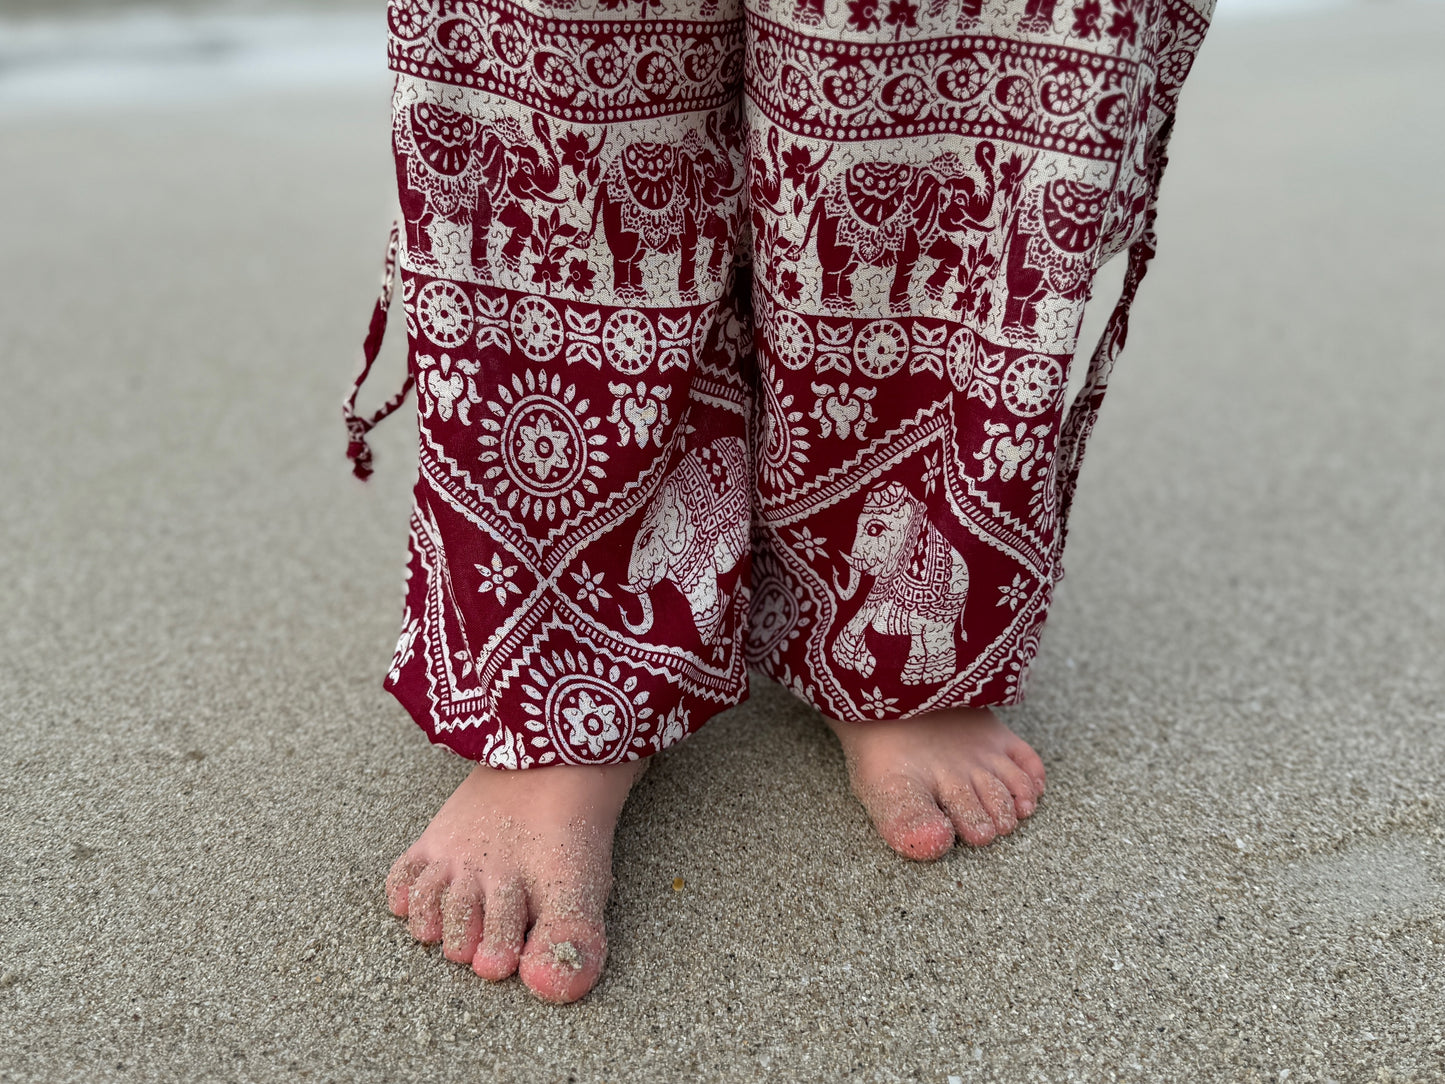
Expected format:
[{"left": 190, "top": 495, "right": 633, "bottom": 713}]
[
  {"left": 519, "top": 649, "right": 654, "bottom": 765},
  {"left": 478, "top": 368, "right": 604, "bottom": 518}
]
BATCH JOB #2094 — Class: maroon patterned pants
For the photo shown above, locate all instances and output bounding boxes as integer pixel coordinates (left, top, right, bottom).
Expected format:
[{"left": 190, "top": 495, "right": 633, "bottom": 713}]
[{"left": 345, "top": 0, "right": 1211, "bottom": 768}]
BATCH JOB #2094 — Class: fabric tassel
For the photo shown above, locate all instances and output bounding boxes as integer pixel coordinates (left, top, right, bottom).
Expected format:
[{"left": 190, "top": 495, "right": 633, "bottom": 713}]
[{"left": 343, "top": 221, "right": 412, "bottom": 481}]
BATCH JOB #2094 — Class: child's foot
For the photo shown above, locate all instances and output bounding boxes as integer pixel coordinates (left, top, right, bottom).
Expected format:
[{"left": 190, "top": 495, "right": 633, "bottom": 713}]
[
  {"left": 826, "top": 707, "right": 1047, "bottom": 861},
  {"left": 385, "top": 759, "right": 644, "bottom": 1003}
]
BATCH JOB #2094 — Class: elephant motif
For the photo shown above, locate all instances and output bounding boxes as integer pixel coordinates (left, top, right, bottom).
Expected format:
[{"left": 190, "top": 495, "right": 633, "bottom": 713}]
[
  {"left": 395, "top": 103, "right": 565, "bottom": 276},
  {"left": 1001, "top": 177, "right": 1107, "bottom": 335},
  {"left": 586, "top": 111, "right": 743, "bottom": 302},
  {"left": 831, "top": 483, "right": 971, "bottom": 685},
  {"left": 791, "top": 143, "right": 999, "bottom": 313},
  {"left": 620, "top": 437, "right": 750, "bottom": 642},
  {"left": 1018, "top": 0, "right": 1061, "bottom": 33}
]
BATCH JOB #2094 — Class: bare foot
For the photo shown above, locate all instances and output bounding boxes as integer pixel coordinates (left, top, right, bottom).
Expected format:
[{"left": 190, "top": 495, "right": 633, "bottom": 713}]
[
  {"left": 826, "top": 707, "right": 1047, "bottom": 861},
  {"left": 385, "top": 759, "right": 644, "bottom": 1003}
]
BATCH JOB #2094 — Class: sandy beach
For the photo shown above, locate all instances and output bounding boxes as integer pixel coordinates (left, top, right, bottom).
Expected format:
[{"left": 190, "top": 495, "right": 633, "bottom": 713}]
[{"left": 1, "top": 3, "right": 1442, "bottom": 1081}]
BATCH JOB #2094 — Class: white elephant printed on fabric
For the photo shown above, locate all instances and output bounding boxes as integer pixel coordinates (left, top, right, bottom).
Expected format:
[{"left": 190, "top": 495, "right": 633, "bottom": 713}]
[
  {"left": 783, "top": 145, "right": 1003, "bottom": 315},
  {"left": 621, "top": 436, "right": 751, "bottom": 644},
  {"left": 831, "top": 483, "right": 971, "bottom": 686},
  {"left": 585, "top": 114, "right": 746, "bottom": 304}
]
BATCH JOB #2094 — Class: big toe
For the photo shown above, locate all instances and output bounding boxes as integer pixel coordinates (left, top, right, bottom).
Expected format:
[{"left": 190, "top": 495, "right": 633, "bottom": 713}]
[
  {"left": 518, "top": 920, "right": 607, "bottom": 1004},
  {"left": 859, "top": 775, "right": 955, "bottom": 861}
]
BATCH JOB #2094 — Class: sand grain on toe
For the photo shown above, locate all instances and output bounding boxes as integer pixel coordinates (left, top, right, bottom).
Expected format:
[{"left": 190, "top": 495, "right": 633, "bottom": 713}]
[{"left": 386, "top": 760, "right": 642, "bottom": 1002}]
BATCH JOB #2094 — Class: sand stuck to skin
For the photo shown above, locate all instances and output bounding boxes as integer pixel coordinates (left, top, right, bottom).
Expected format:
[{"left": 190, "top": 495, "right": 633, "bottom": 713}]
[
  {"left": 550, "top": 942, "right": 584, "bottom": 971},
  {"left": 2, "top": 5, "right": 1444, "bottom": 1081}
]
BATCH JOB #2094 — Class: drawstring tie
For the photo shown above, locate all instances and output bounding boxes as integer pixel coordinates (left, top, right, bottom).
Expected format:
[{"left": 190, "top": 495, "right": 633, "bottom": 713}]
[
  {"left": 1053, "top": 119, "right": 1174, "bottom": 559},
  {"left": 343, "top": 221, "right": 413, "bottom": 481}
]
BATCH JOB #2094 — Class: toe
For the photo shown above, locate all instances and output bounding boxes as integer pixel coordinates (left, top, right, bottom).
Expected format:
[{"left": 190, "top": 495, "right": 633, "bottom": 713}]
[
  {"left": 989, "top": 756, "right": 1039, "bottom": 818},
  {"left": 859, "top": 774, "right": 955, "bottom": 861},
  {"left": 473, "top": 880, "right": 527, "bottom": 982},
  {"left": 1007, "top": 742, "right": 1047, "bottom": 794},
  {"left": 518, "top": 918, "right": 607, "bottom": 1005},
  {"left": 440, "top": 874, "right": 484, "bottom": 964},
  {"left": 406, "top": 863, "right": 448, "bottom": 943},
  {"left": 937, "top": 783, "right": 997, "bottom": 847},
  {"left": 972, "top": 772, "right": 1018, "bottom": 835},
  {"left": 385, "top": 854, "right": 425, "bottom": 917}
]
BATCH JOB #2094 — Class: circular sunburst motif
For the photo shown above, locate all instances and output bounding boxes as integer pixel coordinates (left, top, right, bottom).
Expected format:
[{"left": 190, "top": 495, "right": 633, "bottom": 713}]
[
  {"left": 536, "top": 52, "right": 580, "bottom": 98},
  {"left": 770, "top": 310, "right": 814, "bottom": 371},
  {"left": 415, "top": 280, "right": 473, "bottom": 348},
  {"left": 880, "top": 73, "right": 928, "bottom": 119},
  {"left": 779, "top": 64, "right": 815, "bottom": 109},
  {"left": 602, "top": 309, "right": 657, "bottom": 375},
  {"left": 583, "top": 39, "right": 628, "bottom": 89},
  {"left": 546, "top": 676, "right": 632, "bottom": 762},
  {"left": 1159, "top": 48, "right": 1195, "bottom": 94},
  {"left": 435, "top": 15, "right": 485, "bottom": 70},
  {"left": 821, "top": 62, "right": 873, "bottom": 109},
  {"left": 854, "top": 319, "right": 908, "bottom": 380},
  {"left": 1000, "top": 354, "right": 1064, "bottom": 417},
  {"left": 510, "top": 296, "right": 564, "bottom": 362},
  {"left": 636, "top": 52, "right": 679, "bottom": 97},
  {"left": 519, "top": 649, "right": 653, "bottom": 765},
  {"left": 504, "top": 399, "right": 583, "bottom": 496},
  {"left": 387, "top": 0, "right": 429, "bottom": 40},
  {"left": 477, "top": 370, "right": 610, "bottom": 521},
  {"left": 492, "top": 20, "right": 530, "bottom": 69},
  {"left": 945, "top": 326, "right": 975, "bottom": 391},
  {"left": 1040, "top": 68, "right": 1088, "bottom": 116},
  {"left": 936, "top": 54, "right": 988, "bottom": 103}
]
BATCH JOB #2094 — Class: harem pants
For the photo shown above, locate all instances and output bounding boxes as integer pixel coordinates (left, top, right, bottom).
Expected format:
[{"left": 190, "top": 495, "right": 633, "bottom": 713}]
[{"left": 345, "top": 0, "right": 1212, "bottom": 768}]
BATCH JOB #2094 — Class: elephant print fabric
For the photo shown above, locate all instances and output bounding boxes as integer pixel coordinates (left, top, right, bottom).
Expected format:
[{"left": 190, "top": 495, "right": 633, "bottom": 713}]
[{"left": 350, "top": 0, "right": 1211, "bottom": 767}]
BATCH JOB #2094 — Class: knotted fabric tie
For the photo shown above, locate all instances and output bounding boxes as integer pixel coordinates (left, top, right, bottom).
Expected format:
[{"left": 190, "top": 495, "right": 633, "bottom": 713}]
[
  {"left": 1053, "top": 119, "right": 1175, "bottom": 559},
  {"left": 343, "top": 221, "right": 413, "bottom": 481}
]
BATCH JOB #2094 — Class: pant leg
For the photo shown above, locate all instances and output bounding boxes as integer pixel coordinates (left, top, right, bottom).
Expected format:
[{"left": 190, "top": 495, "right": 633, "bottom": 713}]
[
  {"left": 742, "top": 0, "right": 1212, "bottom": 719},
  {"left": 381, "top": 0, "right": 753, "bottom": 767}
]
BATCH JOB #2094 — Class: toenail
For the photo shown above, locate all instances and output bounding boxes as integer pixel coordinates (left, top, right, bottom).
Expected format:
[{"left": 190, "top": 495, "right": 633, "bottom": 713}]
[{"left": 550, "top": 941, "right": 583, "bottom": 971}]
